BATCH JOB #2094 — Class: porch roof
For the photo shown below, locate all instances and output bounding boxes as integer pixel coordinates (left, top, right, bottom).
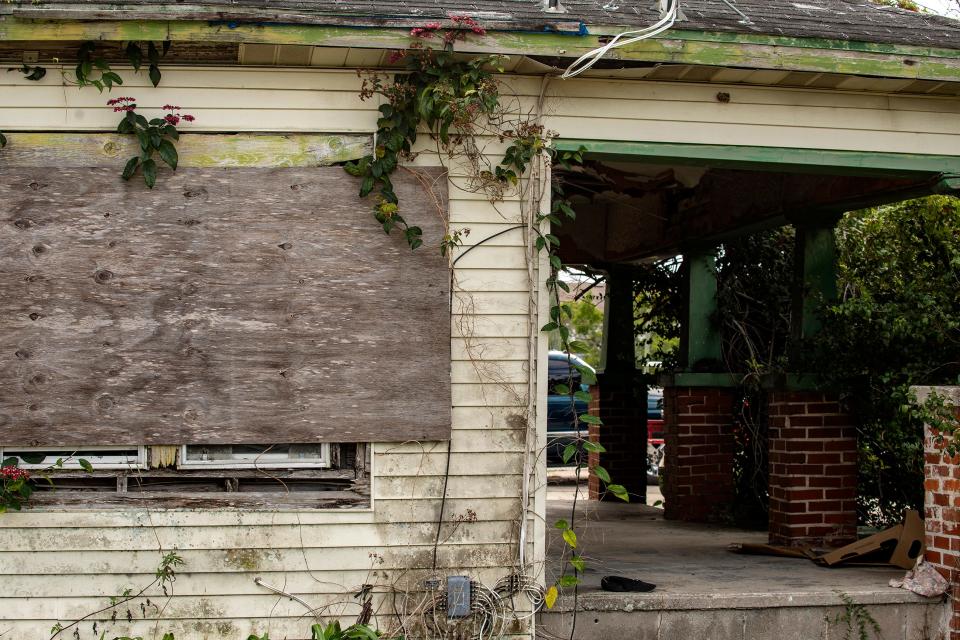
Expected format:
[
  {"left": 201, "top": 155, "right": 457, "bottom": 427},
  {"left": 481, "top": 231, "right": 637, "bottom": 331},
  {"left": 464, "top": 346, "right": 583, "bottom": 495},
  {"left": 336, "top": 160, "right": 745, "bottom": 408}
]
[{"left": 4, "top": 0, "right": 960, "bottom": 51}]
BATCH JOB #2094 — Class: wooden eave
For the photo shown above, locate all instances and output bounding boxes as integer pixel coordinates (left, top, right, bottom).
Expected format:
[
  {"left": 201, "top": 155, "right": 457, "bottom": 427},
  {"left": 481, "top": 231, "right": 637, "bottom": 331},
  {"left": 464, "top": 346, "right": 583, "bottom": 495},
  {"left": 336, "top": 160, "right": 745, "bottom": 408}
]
[{"left": 3, "top": 16, "right": 960, "bottom": 83}]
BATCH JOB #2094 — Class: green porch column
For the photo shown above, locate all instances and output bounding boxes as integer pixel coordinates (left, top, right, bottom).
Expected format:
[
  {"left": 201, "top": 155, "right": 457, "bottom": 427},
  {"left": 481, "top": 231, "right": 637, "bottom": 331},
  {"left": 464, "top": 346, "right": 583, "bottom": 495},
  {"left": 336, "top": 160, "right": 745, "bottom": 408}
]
[
  {"left": 792, "top": 221, "right": 839, "bottom": 341},
  {"left": 680, "top": 249, "right": 722, "bottom": 371}
]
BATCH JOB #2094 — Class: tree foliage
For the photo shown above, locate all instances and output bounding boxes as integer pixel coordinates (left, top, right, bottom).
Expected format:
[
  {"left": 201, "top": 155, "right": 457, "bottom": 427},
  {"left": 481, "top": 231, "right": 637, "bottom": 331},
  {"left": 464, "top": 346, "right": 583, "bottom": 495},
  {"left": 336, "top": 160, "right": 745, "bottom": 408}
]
[{"left": 806, "top": 195, "right": 960, "bottom": 526}]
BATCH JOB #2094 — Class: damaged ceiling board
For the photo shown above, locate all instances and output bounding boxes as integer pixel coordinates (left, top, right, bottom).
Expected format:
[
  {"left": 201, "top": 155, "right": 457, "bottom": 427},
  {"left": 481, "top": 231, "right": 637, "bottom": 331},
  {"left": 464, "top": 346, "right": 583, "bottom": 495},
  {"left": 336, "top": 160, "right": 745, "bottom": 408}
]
[{"left": 0, "top": 164, "right": 451, "bottom": 445}]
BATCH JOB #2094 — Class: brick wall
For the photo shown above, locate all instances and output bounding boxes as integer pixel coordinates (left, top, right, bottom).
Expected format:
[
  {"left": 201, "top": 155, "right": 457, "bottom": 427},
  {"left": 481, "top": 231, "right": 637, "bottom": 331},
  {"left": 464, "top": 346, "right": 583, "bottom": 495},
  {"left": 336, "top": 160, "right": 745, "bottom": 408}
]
[
  {"left": 587, "top": 373, "right": 647, "bottom": 503},
  {"left": 922, "top": 399, "right": 960, "bottom": 640},
  {"left": 662, "top": 386, "right": 736, "bottom": 522},
  {"left": 767, "top": 390, "right": 857, "bottom": 547}
]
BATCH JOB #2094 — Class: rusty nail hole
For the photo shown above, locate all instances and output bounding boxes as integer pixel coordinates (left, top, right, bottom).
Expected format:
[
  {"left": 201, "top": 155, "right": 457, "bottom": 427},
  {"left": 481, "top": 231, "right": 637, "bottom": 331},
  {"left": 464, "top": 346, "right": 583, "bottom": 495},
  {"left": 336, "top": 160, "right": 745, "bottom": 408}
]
[
  {"left": 903, "top": 58, "right": 917, "bottom": 66},
  {"left": 12, "top": 219, "right": 31, "bottom": 230},
  {"left": 279, "top": 370, "right": 288, "bottom": 378},
  {"left": 30, "top": 374, "right": 45, "bottom": 385},
  {"left": 278, "top": 242, "right": 293, "bottom": 250},
  {"left": 104, "top": 212, "right": 111, "bottom": 218},
  {"left": 94, "top": 269, "right": 115, "bottom": 283},
  {"left": 27, "top": 404, "right": 39, "bottom": 412},
  {"left": 108, "top": 240, "right": 118, "bottom": 248},
  {"left": 14, "top": 350, "right": 30, "bottom": 360},
  {"left": 28, "top": 312, "right": 42, "bottom": 321},
  {"left": 298, "top": 278, "right": 306, "bottom": 285},
  {"left": 716, "top": 92, "right": 731, "bottom": 103},
  {"left": 28, "top": 181, "right": 42, "bottom": 190},
  {"left": 32, "top": 245, "right": 46, "bottom": 256}
]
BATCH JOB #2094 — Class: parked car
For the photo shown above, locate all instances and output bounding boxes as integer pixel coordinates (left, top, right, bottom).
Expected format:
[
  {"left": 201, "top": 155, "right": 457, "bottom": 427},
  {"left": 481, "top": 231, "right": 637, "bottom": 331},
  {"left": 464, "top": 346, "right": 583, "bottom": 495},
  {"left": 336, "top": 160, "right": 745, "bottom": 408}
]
[
  {"left": 546, "top": 352, "right": 667, "bottom": 477},
  {"left": 546, "top": 351, "right": 594, "bottom": 465}
]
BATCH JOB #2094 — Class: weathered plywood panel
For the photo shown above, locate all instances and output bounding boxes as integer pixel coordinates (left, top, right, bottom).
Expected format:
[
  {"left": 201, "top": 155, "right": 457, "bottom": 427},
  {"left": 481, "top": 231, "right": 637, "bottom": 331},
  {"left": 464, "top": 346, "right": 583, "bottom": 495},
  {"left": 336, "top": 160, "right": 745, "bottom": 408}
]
[{"left": 0, "top": 165, "right": 451, "bottom": 445}]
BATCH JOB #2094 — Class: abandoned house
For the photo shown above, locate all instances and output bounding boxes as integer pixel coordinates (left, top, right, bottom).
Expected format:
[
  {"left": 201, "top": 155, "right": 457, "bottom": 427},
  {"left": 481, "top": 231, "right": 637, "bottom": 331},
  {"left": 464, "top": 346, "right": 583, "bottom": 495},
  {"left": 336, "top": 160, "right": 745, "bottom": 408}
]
[{"left": 2, "top": 0, "right": 960, "bottom": 638}]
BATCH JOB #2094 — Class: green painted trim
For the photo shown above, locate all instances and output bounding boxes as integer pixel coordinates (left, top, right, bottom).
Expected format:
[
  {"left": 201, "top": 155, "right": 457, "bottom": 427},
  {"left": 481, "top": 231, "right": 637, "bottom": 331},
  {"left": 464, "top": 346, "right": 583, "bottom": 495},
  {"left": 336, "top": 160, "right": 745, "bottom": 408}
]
[
  {"left": 3, "top": 17, "right": 960, "bottom": 82},
  {"left": 555, "top": 140, "right": 960, "bottom": 176},
  {"left": 659, "top": 372, "right": 743, "bottom": 388}
]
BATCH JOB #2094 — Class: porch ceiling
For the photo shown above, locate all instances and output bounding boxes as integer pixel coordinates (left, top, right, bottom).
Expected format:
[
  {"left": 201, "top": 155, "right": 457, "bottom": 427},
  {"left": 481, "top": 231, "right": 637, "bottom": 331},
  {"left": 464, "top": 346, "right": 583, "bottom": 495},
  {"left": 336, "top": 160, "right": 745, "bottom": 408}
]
[{"left": 555, "top": 157, "right": 949, "bottom": 264}]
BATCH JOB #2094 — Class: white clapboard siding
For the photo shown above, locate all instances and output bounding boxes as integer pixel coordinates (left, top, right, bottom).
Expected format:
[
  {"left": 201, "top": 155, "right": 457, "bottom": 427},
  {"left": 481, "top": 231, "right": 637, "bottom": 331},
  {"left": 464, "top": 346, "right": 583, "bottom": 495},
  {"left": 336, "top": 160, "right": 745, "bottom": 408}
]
[
  {"left": 0, "top": 64, "right": 544, "bottom": 640},
  {"left": 4, "top": 66, "right": 960, "bottom": 153}
]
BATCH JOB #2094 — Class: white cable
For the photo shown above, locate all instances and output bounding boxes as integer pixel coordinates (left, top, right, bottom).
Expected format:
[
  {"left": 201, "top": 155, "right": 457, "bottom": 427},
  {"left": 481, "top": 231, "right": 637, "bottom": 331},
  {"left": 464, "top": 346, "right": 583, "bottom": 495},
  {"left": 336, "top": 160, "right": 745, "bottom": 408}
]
[{"left": 561, "top": 0, "right": 679, "bottom": 79}]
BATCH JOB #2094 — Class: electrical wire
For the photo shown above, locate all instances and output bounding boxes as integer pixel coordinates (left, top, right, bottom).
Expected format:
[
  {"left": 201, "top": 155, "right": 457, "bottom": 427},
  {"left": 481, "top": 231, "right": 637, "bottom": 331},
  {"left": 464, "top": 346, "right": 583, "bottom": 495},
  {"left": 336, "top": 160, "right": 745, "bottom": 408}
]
[{"left": 561, "top": 0, "right": 679, "bottom": 78}]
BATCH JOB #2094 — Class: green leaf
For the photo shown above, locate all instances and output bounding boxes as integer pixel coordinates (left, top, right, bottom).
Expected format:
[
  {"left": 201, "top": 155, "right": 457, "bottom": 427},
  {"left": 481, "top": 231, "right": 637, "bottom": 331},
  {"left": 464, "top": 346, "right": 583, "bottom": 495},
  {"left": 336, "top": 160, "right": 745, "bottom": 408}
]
[
  {"left": 142, "top": 158, "right": 157, "bottom": 189},
  {"left": 158, "top": 139, "right": 178, "bottom": 170},
  {"left": 582, "top": 441, "right": 606, "bottom": 454},
  {"left": 568, "top": 340, "right": 590, "bottom": 353},
  {"left": 578, "top": 413, "right": 602, "bottom": 425},
  {"left": 593, "top": 465, "right": 611, "bottom": 484},
  {"left": 570, "top": 556, "right": 585, "bottom": 573},
  {"left": 148, "top": 63, "right": 162, "bottom": 88},
  {"left": 554, "top": 383, "right": 570, "bottom": 395},
  {"left": 1, "top": 457, "right": 19, "bottom": 468},
  {"left": 540, "top": 322, "right": 558, "bottom": 332},
  {"left": 608, "top": 483, "right": 630, "bottom": 502},
  {"left": 558, "top": 575, "right": 580, "bottom": 587},
  {"left": 126, "top": 42, "right": 143, "bottom": 71},
  {"left": 576, "top": 366, "right": 597, "bottom": 385},
  {"left": 359, "top": 175, "right": 375, "bottom": 197},
  {"left": 553, "top": 519, "right": 569, "bottom": 530},
  {"left": 562, "top": 528, "right": 577, "bottom": 548},
  {"left": 574, "top": 390, "right": 592, "bottom": 403},
  {"left": 19, "top": 453, "right": 45, "bottom": 464},
  {"left": 544, "top": 585, "right": 558, "bottom": 609},
  {"left": 562, "top": 443, "right": 577, "bottom": 464},
  {"left": 102, "top": 71, "right": 123, "bottom": 87},
  {"left": 78, "top": 458, "right": 94, "bottom": 473},
  {"left": 122, "top": 156, "right": 140, "bottom": 180}
]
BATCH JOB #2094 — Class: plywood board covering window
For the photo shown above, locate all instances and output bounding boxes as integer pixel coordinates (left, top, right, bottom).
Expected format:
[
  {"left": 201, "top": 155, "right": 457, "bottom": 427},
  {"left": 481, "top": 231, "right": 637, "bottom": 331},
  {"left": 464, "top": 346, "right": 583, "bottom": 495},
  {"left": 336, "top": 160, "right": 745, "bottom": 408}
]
[{"left": 0, "top": 162, "right": 452, "bottom": 445}]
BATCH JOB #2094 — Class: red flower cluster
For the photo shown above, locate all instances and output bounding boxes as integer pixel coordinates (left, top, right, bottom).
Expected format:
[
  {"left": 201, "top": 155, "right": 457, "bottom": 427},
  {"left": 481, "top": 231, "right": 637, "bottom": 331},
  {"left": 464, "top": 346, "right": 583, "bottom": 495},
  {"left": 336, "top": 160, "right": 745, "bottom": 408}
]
[
  {"left": 0, "top": 466, "right": 29, "bottom": 482},
  {"left": 450, "top": 15, "right": 486, "bottom": 35},
  {"left": 163, "top": 105, "right": 197, "bottom": 127},
  {"left": 107, "top": 96, "right": 138, "bottom": 112},
  {"left": 387, "top": 50, "right": 407, "bottom": 64},
  {"left": 410, "top": 22, "right": 441, "bottom": 38}
]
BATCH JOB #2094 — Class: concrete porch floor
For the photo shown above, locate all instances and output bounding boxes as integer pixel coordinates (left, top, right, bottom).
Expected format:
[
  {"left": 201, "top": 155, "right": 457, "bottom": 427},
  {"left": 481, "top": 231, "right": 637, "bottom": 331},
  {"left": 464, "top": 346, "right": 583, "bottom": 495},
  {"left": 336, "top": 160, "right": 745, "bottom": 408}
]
[{"left": 540, "top": 494, "right": 946, "bottom": 640}]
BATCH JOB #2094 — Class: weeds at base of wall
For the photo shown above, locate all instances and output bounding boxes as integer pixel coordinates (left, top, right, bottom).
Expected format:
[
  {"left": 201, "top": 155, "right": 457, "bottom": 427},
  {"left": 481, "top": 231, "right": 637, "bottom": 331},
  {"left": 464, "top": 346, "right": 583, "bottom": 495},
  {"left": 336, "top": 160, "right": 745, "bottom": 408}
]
[{"left": 824, "top": 593, "right": 882, "bottom": 640}]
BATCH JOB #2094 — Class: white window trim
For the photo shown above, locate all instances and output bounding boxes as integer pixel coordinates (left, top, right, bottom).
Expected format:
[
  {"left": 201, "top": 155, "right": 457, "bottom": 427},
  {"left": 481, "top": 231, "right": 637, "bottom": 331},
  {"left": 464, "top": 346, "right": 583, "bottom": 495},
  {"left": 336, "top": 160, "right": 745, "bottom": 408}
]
[
  {"left": 178, "top": 443, "right": 332, "bottom": 470},
  {"left": 0, "top": 446, "right": 147, "bottom": 470}
]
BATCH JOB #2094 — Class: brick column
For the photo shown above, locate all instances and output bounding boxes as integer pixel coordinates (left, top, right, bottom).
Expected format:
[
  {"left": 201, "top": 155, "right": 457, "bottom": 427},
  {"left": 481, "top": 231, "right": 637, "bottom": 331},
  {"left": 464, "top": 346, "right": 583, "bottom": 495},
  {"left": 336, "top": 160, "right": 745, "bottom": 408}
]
[
  {"left": 587, "top": 372, "right": 647, "bottom": 503},
  {"left": 919, "top": 387, "right": 960, "bottom": 639},
  {"left": 662, "top": 386, "right": 736, "bottom": 522},
  {"left": 767, "top": 390, "right": 857, "bottom": 547}
]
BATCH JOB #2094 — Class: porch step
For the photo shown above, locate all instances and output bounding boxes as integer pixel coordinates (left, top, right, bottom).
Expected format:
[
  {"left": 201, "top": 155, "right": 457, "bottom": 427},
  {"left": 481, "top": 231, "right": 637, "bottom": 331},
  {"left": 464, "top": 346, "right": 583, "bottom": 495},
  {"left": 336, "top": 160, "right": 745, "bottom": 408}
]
[{"left": 537, "top": 590, "right": 946, "bottom": 640}]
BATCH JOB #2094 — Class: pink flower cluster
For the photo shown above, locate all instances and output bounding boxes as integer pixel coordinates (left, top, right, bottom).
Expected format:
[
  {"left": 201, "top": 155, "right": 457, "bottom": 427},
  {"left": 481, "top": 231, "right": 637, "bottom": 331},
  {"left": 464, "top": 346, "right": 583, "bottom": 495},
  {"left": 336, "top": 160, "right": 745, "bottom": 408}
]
[
  {"left": 0, "top": 466, "right": 29, "bottom": 482},
  {"left": 107, "top": 96, "right": 137, "bottom": 112},
  {"left": 451, "top": 14, "right": 486, "bottom": 35},
  {"left": 163, "top": 105, "right": 196, "bottom": 127}
]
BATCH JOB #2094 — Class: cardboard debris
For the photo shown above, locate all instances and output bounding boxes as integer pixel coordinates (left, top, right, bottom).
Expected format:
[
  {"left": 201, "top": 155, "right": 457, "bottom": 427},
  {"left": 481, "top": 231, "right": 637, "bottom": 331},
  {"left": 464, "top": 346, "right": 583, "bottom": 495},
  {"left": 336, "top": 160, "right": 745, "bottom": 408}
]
[
  {"left": 816, "top": 509, "right": 924, "bottom": 570},
  {"left": 729, "top": 510, "right": 925, "bottom": 570}
]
